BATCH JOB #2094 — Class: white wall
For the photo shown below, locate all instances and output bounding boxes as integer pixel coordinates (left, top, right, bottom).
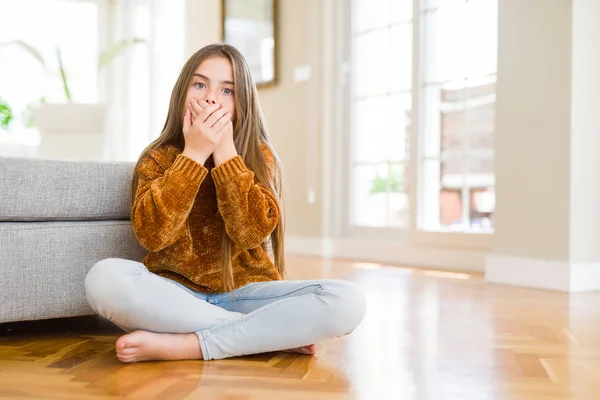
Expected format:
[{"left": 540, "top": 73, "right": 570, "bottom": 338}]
[
  {"left": 487, "top": 0, "right": 600, "bottom": 291},
  {"left": 569, "top": 0, "right": 600, "bottom": 264},
  {"left": 493, "top": 0, "right": 572, "bottom": 261}
]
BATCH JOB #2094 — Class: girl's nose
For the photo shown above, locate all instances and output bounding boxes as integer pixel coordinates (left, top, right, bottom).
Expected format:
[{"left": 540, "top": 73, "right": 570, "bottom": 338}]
[{"left": 203, "top": 92, "right": 217, "bottom": 104}]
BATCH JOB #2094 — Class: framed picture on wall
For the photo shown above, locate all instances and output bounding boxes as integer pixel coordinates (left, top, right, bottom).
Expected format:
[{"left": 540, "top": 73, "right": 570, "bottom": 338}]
[{"left": 221, "top": 0, "right": 278, "bottom": 88}]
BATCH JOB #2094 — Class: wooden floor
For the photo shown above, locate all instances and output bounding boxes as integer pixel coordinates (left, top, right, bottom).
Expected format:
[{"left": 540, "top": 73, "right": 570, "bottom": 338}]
[{"left": 2, "top": 256, "right": 600, "bottom": 399}]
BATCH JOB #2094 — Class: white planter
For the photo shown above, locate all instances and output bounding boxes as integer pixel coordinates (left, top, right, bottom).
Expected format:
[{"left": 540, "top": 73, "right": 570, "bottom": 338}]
[{"left": 32, "top": 103, "right": 107, "bottom": 161}]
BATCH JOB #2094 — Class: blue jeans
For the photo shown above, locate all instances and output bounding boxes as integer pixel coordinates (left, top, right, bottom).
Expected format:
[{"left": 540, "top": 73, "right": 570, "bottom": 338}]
[{"left": 84, "top": 258, "right": 366, "bottom": 360}]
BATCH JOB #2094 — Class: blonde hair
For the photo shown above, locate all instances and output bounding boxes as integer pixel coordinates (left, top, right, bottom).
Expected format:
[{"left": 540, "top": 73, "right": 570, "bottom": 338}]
[{"left": 130, "top": 43, "right": 285, "bottom": 291}]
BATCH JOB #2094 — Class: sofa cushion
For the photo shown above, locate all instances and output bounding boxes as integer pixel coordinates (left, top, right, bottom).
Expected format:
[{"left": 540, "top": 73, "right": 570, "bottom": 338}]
[
  {"left": 0, "top": 157, "right": 135, "bottom": 221},
  {"left": 0, "top": 220, "right": 147, "bottom": 323}
]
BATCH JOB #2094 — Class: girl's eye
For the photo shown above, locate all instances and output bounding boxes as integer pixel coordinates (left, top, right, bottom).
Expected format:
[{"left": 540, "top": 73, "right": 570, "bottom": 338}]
[
  {"left": 194, "top": 82, "right": 205, "bottom": 89},
  {"left": 223, "top": 88, "right": 233, "bottom": 95}
]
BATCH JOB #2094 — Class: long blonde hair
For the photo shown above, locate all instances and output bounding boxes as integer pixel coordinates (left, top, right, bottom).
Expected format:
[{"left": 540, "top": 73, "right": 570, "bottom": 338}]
[{"left": 130, "top": 43, "right": 285, "bottom": 291}]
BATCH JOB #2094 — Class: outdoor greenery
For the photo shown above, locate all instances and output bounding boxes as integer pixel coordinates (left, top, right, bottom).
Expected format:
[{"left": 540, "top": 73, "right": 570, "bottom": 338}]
[{"left": 370, "top": 164, "right": 404, "bottom": 194}]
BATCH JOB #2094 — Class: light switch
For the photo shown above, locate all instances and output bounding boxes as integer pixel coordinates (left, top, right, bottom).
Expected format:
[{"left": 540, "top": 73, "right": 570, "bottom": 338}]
[
  {"left": 293, "top": 65, "right": 312, "bottom": 82},
  {"left": 308, "top": 189, "right": 316, "bottom": 204}
]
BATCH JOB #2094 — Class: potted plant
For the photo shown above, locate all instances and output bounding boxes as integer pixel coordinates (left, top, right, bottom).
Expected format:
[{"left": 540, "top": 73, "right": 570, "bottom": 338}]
[
  {"left": 2, "top": 38, "right": 145, "bottom": 160},
  {"left": 3, "top": 39, "right": 144, "bottom": 138}
]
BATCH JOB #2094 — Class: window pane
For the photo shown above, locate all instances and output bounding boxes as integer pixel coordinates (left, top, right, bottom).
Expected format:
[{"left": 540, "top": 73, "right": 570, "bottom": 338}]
[
  {"left": 351, "top": 163, "right": 408, "bottom": 228},
  {"left": 423, "top": 0, "right": 497, "bottom": 82},
  {"left": 152, "top": 0, "right": 186, "bottom": 140},
  {"left": 422, "top": 158, "right": 465, "bottom": 229},
  {"left": 466, "top": 157, "right": 494, "bottom": 188},
  {"left": 465, "top": 76, "right": 495, "bottom": 152},
  {"left": 352, "top": 94, "right": 411, "bottom": 163},
  {"left": 353, "top": 0, "right": 389, "bottom": 33},
  {"left": 349, "top": 1, "right": 413, "bottom": 233},
  {"left": 423, "top": 0, "right": 467, "bottom": 12},
  {"left": 353, "top": 0, "right": 412, "bottom": 33},
  {"left": 419, "top": 0, "right": 497, "bottom": 232},
  {"left": 422, "top": 6, "right": 467, "bottom": 83},
  {"left": 351, "top": 164, "right": 387, "bottom": 227},
  {"left": 425, "top": 78, "right": 495, "bottom": 158},
  {"left": 440, "top": 81, "right": 468, "bottom": 157},
  {"left": 388, "top": 24, "right": 413, "bottom": 93},
  {"left": 467, "top": 156, "right": 494, "bottom": 230},
  {"left": 353, "top": 24, "right": 412, "bottom": 98},
  {"left": 389, "top": 162, "right": 409, "bottom": 228},
  {"left": 463, "top": 0, "right": 498, "bottom": 78},
  {"left": 424, "top": 82, "right": 477, "bottom": 159},
  {"left": 471, "top": 187, "right": 494, "bottom": 229},
  {"left": 440, "top": 189, "right": 463, "bottom": 228},
  {"left": 353, "top": 30, "right": 388, "bottom": 98},
  {"left": 126, "top": 0, "right": 151, "bottom": 160},
  {"left": 422, "top": 157, "right": 494, "bottom": 230},
  {"left": 389, "top": 0, "right": 413, "bottom": 24}
]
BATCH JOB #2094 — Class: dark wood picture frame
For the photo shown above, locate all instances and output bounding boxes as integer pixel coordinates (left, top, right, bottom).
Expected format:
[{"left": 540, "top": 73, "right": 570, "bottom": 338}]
[{"left": 221, "top": 0, "right": 278, "bottom": 88}]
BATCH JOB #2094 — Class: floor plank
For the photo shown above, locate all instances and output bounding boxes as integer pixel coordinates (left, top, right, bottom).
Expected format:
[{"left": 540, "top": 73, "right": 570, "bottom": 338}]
[{"left": 2, "top": 256, "right": 600, "bottom": 399}]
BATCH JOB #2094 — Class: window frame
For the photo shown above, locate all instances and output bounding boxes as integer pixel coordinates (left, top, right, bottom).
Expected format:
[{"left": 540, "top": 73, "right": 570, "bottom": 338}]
[{"left": 338, "top": 0, "right": 495, "bottom": 251}]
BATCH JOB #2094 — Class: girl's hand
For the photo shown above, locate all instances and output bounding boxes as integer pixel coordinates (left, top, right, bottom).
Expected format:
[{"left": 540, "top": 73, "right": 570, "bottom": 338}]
[
  {"left": 182, "top": 100, "right": 231, "bottom": 165},
  {"left": 212, "top": 119, "right": 236, "bottom": 166}
]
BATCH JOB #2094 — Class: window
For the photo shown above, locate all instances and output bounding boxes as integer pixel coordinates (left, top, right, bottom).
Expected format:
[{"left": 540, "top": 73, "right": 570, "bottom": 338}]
[
  {"left": 0, "top": 0, "right": 98, "bottom": 143},
  {"left": 349, "top": 0, "right": 413, "bottom": 230},
  {"left": 119, "top": 0, "right": 186, "bottom": 161},
  {"left": 419, "top": 0, "right": 497, "bottom": 232},
  {"left": 346, "top": 0, "right": 497, "bottom": 236}
]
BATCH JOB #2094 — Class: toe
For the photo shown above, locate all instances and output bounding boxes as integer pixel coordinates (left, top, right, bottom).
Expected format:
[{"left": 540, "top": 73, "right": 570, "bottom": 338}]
[
  {"left": 119, "top": 347, "right": 137, "bottom": 356},
  {"left": 118, "top": 354, "right": 135, "bottom": 363},
  {"left": 116, "top": 338, "right": 128, "bottom": 350}
]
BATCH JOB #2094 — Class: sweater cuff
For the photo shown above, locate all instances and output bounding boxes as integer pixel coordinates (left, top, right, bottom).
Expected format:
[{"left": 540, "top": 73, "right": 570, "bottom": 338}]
[
  {"left": 171, "top": 154, "right": 208, "bottom": 182},
  {"left": 211, "top": 155, "right": 249, "bottom": 185}
]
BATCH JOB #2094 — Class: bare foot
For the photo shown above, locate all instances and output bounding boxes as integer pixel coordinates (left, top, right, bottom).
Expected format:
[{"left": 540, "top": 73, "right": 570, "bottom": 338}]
[
  {"left": 115, "top": 330, "right": 202, "bottom": 363},
  {"left": 284, "top": 344, "right": 318, "bottom": 356}
]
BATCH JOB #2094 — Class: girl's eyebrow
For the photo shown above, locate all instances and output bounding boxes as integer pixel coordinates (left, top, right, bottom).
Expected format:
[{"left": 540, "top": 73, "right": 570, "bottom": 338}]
[{"left": 193, "top": 73, "right": 234, "bottom": 85}]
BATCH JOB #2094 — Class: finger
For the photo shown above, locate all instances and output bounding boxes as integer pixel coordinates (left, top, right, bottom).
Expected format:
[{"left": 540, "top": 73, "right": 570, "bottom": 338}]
[
  {"left": 198, "top": 101, "right": 221, "bottom": 123},
  {"left": 188, "top": 104, "right": 202, "bottom": 119},
  {"left": 205, "top": 107, "right": 230, "bottom": 128},
  {"left": 212, "top": 111, "right": 232, "bottom": 132},
  {"left": 190, "top": 100, "right": 203, "bottom": 118},
  {"left": 217, "top": 120, "right": 233, "bottom": 136},
  {"left": 183, "top": 107, "right": 192, "bottom": 131}
]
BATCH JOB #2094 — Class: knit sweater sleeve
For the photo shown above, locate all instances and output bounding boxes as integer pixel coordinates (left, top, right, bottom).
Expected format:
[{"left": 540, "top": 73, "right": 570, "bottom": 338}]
[
  {"left": 211, "top": 148, "right": 279, "bottom": 250},
  {"left": 131, "top": 150, "right": 208, "bottom": 252}
]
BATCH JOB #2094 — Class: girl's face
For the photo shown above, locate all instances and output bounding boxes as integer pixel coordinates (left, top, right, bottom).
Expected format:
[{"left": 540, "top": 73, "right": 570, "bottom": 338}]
[{"left": 184, "top": 56, "right": 236, "bottom": 120}]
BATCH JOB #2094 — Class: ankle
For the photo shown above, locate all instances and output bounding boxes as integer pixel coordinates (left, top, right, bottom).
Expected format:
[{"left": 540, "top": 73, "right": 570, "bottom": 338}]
[{"left": 185, "top": 333, "right": 203, "bottom": 360}]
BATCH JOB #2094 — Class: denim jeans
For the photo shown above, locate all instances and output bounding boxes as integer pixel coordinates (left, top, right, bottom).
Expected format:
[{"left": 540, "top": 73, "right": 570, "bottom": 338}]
[{"left": 84, "top": 258, "right": 366, "bottom": 360}]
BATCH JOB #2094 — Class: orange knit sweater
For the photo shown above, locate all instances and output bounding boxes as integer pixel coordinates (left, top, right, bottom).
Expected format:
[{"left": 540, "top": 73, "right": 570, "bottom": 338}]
[{"left": 131, "top": 144, "right": 281, "bottom": 293}]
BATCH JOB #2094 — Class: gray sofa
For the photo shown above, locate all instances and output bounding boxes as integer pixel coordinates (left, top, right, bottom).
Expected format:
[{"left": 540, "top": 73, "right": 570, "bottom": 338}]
[{"left": 1, "top": 156, "right": 147, "bottom": 324}]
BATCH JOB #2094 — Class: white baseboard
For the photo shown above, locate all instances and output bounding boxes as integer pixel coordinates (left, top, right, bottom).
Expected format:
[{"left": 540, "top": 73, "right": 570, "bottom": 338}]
[
  {"left": 285, "top": 236, "right": 487, "bottom": 272},
  {"left": 485, "top": 254, "right": 600, "bottom": 292}
]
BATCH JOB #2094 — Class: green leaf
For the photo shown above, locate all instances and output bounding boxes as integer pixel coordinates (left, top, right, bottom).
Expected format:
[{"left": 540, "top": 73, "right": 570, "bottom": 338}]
[
  {"left": 22, "top": 97, "right": 46, "bottom": 128},
  {"left": 0, "top": 98, "right": 14, "bottom": 130},
  {"left": 98, "top": 38, "right": 146, "bottom": 69},
  {"left": 0, "top": 39, "right": 45, "bottom": 66},
  {"left": 56, "top": 48, "right": 72, "bottom": 101}
]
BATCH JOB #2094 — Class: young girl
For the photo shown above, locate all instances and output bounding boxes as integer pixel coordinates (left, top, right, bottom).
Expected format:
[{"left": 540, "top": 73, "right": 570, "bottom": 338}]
[{"left": 84, "top": 43, "right": 366, "bottom": 362}]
